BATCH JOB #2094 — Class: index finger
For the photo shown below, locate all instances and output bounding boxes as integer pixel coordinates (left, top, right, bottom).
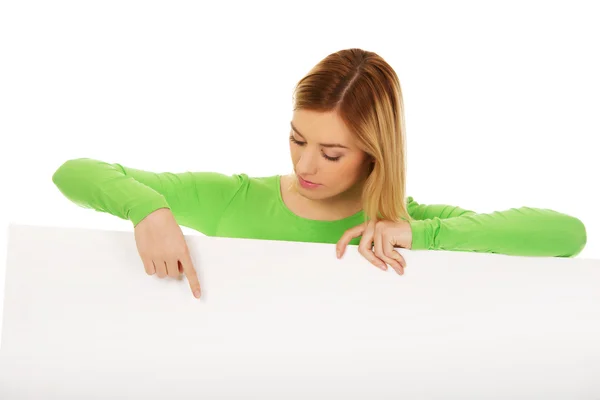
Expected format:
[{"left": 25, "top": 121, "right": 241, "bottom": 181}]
[
  {"left": 336, "top": 223, "right": 367, "bottom": 258},
  {"left": 181, "top": 251, "right": 201, "bottom": 298}
]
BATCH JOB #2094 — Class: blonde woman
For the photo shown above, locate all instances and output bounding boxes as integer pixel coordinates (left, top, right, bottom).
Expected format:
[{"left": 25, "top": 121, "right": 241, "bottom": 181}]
[{"left": 51, "top": 48, "right": 587, "bottom": 299}]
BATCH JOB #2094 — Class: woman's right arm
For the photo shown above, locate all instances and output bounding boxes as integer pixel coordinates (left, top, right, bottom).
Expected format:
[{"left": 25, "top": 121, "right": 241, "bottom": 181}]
[{"left": 51, "top": 157, "right": 246, "bottom": 235}]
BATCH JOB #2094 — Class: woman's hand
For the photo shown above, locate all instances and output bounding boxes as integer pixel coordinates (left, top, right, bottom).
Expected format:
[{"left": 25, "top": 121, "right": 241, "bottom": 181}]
[
  {"left": 134, "top": 208, "right": 202, "bottom": 298},
  {"left": 336, "top": 220, "right": 412, "bottom": 275}
]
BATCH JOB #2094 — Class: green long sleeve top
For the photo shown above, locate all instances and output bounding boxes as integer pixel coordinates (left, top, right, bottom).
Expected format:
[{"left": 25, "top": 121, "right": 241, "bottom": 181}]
[{"left": 51, "top": 158, "right": 587, "bottom": 257}]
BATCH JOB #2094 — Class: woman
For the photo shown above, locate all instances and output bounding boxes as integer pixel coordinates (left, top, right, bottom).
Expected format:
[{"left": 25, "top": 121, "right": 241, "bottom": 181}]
[{"left": 51, "top": 48, "right": 587, "bottom": 299}]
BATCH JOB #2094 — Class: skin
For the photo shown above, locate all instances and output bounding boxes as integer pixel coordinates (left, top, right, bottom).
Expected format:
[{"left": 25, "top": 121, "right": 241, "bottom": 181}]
[
  {"left": 282, "top": 108, "right": 408, "bottom": 276},
  {"left": 282, "top": 108, "right": 373, "bottom": 221}
]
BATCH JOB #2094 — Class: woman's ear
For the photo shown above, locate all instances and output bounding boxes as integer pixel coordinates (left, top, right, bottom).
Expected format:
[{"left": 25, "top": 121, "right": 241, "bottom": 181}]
[{"left": 366, "top": 157, "right": 375, "bottom": 174}]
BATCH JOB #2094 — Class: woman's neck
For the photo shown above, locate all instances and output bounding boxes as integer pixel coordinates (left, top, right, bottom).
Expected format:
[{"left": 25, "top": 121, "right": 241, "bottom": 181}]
[{"left": 281, "top": 174, "right": 364, "bottom": 221}]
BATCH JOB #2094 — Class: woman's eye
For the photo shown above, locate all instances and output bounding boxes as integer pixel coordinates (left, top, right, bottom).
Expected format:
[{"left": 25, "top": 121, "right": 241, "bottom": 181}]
[
  {"left": 289, "top": 135, "right": 305, "bottom": 145},
  {"left": 290, "top": 134, "right": 341, "bottom": 162}
]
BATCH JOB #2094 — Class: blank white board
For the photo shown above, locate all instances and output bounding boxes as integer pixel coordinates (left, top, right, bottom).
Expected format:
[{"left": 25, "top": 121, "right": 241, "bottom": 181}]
[{"left": 1, "top": 223, "right": 600, "bottom": 399}]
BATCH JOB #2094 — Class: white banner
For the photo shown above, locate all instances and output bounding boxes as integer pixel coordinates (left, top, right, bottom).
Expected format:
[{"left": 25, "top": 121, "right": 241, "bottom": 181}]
[{"left": 1, "top": 224, "right": 599, "bottom": 399}]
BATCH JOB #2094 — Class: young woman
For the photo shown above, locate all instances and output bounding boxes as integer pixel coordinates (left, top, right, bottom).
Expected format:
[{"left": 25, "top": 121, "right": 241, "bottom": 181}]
[{"left": 51, "top": 48, "right": 587, "bottom": 299}]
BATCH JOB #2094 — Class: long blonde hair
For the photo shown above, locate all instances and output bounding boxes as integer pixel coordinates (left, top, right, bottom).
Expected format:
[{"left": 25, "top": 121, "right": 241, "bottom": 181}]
[{"left": 291, "top": 48, "right": 413, "bottom": 224}]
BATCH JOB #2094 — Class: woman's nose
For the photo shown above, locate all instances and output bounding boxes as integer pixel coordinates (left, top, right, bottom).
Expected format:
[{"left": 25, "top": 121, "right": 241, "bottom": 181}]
[{"left": 296, "top": 150, "right": 318, "bottom": 175}]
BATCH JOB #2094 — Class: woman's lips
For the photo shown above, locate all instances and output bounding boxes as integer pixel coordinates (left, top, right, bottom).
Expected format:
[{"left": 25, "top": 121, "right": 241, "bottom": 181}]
[{"left": 298, "top": 176, "right": 321, "bottom": 189}]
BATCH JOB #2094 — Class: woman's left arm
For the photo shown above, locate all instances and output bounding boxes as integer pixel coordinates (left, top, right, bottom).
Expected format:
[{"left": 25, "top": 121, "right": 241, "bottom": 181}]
[
  {"left": 409, "top": 203, "right": 587, "bottom": 257},
  {"left": 337, "top": 198, "right": 587, "bottom": 275}
]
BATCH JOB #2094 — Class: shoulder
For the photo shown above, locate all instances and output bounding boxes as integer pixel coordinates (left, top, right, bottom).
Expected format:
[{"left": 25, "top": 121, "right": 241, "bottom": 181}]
[{"left": 221, "top": 173, "right": 281, "bottom": 195}]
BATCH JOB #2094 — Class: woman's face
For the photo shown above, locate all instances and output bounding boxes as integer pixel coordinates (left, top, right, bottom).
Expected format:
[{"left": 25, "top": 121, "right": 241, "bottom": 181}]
[{"left": 289, "top": 109, "right": 372, "bottom": 201}]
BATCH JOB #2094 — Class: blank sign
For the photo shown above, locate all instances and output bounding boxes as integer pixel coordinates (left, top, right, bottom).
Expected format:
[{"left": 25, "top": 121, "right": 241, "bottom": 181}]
[{"left": 1, "top": 224, "right": 599, "bottom": 399}]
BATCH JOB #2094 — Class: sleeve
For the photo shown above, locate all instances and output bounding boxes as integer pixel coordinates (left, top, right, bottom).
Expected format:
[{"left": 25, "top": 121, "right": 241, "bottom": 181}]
[
  {"left": 51, "top": 157, "right": 246, "bottom": 235},
  {"left": 406, "top": 197, "right": 587, "bottom": 258},
  {"left": 406, "top": 196, "right": 476, "bottom": 220}
]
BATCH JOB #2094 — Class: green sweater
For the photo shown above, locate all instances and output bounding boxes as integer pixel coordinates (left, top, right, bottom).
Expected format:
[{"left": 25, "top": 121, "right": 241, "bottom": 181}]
[{"left": 51, "top": 158, "right": 587, "bottom": 257}]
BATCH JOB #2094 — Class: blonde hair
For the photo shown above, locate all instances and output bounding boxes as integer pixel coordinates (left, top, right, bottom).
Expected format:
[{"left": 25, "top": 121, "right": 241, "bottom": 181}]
[{"left": 290, "top": 48, "right": 413, "bottom": 224}]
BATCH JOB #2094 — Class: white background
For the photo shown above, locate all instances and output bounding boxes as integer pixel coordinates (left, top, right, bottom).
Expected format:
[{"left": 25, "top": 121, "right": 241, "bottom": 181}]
[{"left": 0, "top": 1, "right": 598, "bottom": 338}]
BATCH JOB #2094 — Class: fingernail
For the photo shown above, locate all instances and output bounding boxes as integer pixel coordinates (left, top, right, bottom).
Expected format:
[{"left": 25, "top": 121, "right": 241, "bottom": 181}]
[
  {"left": 194, "top": 289, "right": 201, "bottom": 298},
  {"left": 336, "top": 250, "right": 340, "bottom": 258}
]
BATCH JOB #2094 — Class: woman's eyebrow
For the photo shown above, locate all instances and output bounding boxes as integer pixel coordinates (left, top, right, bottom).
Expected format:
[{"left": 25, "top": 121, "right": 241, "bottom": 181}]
[{"left": 290, "top": 122, "right": 349, "bottom": 149}]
